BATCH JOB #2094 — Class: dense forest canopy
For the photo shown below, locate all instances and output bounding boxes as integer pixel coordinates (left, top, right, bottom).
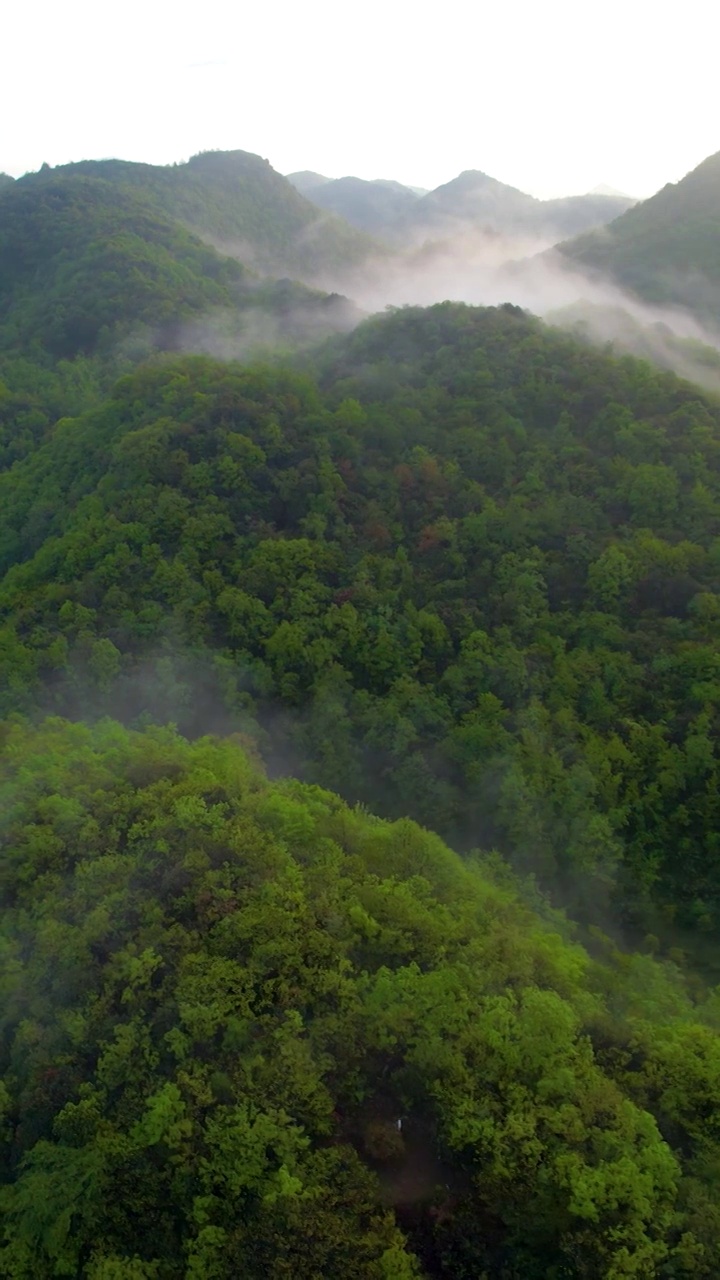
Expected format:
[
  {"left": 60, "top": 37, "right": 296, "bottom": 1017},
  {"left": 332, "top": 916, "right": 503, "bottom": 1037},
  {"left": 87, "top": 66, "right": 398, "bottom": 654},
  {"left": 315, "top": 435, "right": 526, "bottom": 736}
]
[
  {"left": 3, "top": 716, "right": 720, "bottom": 1278},
  {"left": 4, "top": 138, "right": 720, "bottom": 1276},
  {"left": 0, "top": 168, "right": 361, "bottom": 429},
  {"left": 0, "top": 173, "right": 364, "bottom": 359},
  {"left": 0, "top": 174, "right": 246, "bottom": 362},
  {"left": 4, "top": 302, "right": 720, "bottom": 947}
]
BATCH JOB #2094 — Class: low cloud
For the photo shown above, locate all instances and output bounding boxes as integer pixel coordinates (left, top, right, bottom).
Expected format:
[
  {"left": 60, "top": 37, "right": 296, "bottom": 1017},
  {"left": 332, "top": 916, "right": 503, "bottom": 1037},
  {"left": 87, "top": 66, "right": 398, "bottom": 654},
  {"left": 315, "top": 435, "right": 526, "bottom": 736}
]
[{"left": 309, "top": 227, "right": 720, "bottom": 392}]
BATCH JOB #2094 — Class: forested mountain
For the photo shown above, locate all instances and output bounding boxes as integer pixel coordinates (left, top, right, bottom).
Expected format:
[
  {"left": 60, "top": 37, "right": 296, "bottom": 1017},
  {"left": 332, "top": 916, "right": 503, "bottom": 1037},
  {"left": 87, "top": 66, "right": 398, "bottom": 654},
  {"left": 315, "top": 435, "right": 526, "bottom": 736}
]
[
  {"left": 8, "top": 151, "right": 378, "bottom": 283},
  {"left": 0, "top": 173, "right": 247, "bottom": 363},
  {"left": 5, "top": 140, "right": 720, "bottom": 1277},
  {"left": 4, "top": 301, "right": 720, "bottom": 954},
  {"left": 289, "top": 167, "right": 636, "bottom": 244},
  {"left": 557, "top": 150, "right": 720, "bottom": 327},
  {"left": 0, "top": 167, "right": 362, "bottom": 411}
]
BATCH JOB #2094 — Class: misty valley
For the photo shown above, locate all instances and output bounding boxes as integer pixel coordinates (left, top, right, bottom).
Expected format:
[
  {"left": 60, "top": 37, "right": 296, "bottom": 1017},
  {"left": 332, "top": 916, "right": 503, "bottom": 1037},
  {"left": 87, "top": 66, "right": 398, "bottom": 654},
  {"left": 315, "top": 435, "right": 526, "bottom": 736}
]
[{"left": 3, "top": 145, "right": 720, "bottom": 1278}]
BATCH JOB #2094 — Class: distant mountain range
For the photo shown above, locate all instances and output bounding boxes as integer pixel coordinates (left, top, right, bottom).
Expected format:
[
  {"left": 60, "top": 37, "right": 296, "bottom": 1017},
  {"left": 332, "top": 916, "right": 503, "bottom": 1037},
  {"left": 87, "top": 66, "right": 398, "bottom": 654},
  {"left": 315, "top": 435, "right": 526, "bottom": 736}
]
[
  {"left": 287, "top": 172, "right": 423, "bottom": 236},
  {"left": 5, "top": 141, "right": 720, "bottom": 376},
  {"left": 288, "top": 168, "right": 636, "bottom": 243}
]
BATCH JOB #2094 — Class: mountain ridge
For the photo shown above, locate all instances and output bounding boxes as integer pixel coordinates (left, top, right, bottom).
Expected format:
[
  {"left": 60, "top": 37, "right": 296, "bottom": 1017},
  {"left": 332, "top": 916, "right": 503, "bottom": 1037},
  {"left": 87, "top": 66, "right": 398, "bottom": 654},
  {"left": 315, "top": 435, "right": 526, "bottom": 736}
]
[
  {"left": 0, "top": 154, "right": 371, "bottom": 371},
  {"left": 557, "top": 149, "right": 720, "bottom": 327},
  {"left": 289, "top": 165, "right": 636, "bottom": 242},
  {"left": 13, "top": 149, "right": 380, "bottom": 280}
]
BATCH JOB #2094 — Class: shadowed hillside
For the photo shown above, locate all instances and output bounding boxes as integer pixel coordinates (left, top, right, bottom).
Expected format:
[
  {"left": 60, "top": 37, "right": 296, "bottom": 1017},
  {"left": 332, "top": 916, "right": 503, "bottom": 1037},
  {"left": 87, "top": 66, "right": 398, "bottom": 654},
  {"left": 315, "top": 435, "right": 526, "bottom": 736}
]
[{"left": 557, "top": 150, "right": 720, "bottom": 328}]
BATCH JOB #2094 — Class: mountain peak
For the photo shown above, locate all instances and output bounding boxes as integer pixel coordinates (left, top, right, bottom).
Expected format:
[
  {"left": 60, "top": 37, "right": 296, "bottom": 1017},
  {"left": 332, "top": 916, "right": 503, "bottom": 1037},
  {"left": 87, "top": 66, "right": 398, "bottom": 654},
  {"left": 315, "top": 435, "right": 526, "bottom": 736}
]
[
  {"left": 286, "top": 170, "right": 332, "bottom": 195},
  {"left": 590, "top": 182, "right": 633, "bottom": 198}
]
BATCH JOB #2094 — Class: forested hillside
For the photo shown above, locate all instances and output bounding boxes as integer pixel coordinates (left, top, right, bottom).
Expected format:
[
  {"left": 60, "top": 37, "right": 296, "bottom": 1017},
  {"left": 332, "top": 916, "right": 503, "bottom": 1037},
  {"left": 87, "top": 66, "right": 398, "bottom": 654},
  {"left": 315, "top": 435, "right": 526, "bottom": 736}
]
[
  {"left": 50, "top": 151, "right": 379, "bottom": 278},
  {"left": 3, "top": 303, "right": 720, "bottom": 953},
  {"left": 557, "top": 150, "right": 720, "bottom": 327},
  {"left": 0, "top": 173, "right": 246, "bottom": 363},
  {"left": 0, "top": 168, "right": 361, "bottom": 429},
  {"left": 4, "top": 140, "right": 720, "bottom": 1276},
  {"left": 3, "top": 716, "right": 720, "bottom": 1278},
  {"left": 548, "top": 301, "right": 720, "bottom": 395}
]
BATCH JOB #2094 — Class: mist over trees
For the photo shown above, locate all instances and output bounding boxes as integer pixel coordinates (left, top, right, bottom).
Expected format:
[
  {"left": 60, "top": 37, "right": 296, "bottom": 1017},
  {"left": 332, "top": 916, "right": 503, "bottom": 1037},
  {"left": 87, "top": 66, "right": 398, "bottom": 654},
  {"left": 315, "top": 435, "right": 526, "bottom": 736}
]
[
  {"left": 556, "top": 149, "right": 720, "bottom": 330},
  {"left": 4, "top": 142, "right": 720, "bottom": 1277}
]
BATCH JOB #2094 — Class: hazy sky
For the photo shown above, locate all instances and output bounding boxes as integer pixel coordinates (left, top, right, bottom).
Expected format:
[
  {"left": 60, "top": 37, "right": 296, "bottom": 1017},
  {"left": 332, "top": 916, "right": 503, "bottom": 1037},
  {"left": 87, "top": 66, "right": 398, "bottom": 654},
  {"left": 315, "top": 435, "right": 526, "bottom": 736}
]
[{"left": 4, "top": 0, "right": 719, "bottom": 198}]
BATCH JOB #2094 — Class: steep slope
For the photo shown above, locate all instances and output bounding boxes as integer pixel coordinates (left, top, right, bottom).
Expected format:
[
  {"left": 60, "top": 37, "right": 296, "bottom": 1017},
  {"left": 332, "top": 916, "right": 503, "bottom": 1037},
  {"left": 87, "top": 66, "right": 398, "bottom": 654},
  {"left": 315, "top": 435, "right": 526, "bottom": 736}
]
[
  {"left": 0, "top": 168, "right": 363, "bottom": 376},
  {"left": 56, "top": 150, "right": 380, "bottom": 278},
  {"left": 549, "top": 299, "right": 720, "bottom": 394},
  {"left": 557, "top": 149, "right": 720, "bottom": 326},
  {"left": 4, "top": 303, "right": 720, "bottom": 949},
  {"left": 2, "top": 715, "right": 720, "bottom": 1278}
]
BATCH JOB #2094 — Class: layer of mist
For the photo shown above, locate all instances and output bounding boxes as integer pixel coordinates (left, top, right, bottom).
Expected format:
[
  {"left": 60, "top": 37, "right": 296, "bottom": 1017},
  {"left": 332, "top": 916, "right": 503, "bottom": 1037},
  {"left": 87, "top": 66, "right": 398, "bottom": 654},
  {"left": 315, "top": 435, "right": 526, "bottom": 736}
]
[
  {"left": 310, "top": 228, "right": 720, "bottom": 393},
  {"left": 171, "top": 289, "right": 362, "bottom": 362}
]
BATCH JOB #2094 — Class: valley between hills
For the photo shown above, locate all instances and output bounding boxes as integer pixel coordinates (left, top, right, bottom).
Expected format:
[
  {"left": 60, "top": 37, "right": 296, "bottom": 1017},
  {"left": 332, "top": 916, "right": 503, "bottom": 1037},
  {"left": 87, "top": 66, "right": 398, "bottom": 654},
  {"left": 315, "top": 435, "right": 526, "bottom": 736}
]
[{"left": 3, "top": 144, "right": 720, "bottom": 1278}]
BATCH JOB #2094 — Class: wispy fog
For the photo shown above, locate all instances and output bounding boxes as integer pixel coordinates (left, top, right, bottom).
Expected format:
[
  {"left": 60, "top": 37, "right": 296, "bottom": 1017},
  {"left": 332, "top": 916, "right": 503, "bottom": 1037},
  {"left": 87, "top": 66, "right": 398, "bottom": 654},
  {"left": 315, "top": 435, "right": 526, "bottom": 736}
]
[
  {"left": 171, "top": 294, "right": 360, "bottom": 362},
  {"left": 308, "top": 228, "right": 720, "bottom": 393},
  {"left": 171, "top": 210, "right": 720, "bottom": 396}
]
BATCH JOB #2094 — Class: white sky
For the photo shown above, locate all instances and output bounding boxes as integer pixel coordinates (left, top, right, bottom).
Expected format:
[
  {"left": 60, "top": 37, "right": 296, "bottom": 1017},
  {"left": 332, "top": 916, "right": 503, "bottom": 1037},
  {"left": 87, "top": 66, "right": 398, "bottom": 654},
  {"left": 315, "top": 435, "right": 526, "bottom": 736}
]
[{"left": 3, "top": 0, "right": 719, "bottom": 198}]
